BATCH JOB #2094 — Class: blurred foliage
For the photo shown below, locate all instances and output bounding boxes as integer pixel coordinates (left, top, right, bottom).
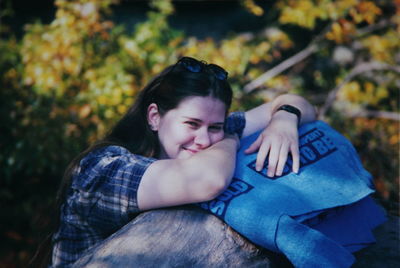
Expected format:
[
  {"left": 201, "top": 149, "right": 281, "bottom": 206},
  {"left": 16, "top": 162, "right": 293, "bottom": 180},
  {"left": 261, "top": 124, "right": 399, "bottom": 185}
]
[{"left": 0, "top": 0, "right": 399, "bottom": 266}]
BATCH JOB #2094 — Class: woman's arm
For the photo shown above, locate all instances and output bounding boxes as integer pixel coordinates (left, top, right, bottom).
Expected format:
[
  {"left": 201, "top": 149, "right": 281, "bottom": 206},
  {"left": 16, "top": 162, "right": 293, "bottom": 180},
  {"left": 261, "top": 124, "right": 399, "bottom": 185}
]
[
  {"left": 137, "top": 134, "right": 239, "bottom": 211},
  {"left": 243, "top": 94, "right": 317, "bottom": 177},
  {"left": 242, "top": 94, "right": 317, "bottom": 137}
]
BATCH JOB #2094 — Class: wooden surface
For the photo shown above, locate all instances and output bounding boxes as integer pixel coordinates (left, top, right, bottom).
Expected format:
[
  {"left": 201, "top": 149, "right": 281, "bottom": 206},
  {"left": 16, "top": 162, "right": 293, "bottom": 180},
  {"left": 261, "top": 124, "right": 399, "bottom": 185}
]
[
  {"left": 72, "top": 205, "right": 399, "bottom": 268},
  {"left": 72, "top": 206, "right": 286, "bottom": 268}
]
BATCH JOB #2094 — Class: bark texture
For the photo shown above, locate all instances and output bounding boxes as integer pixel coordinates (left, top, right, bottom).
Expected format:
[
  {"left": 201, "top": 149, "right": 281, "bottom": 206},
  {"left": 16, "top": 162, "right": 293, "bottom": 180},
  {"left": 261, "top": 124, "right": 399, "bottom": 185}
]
[
  {"left": 72, "top": 206, "right": 287, "bottom": 268},
  {"left": 72, "top": 205, "right": 399, "bottom": 268}
]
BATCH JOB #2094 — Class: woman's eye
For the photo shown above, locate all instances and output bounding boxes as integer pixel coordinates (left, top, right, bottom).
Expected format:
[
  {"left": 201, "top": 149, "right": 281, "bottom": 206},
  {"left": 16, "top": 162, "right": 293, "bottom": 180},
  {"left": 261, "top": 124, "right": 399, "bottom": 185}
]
[
  {"left": 185, "top": 121, "right": 199, "bottom": 128},
  {"left": 209, "top": 126, "right": 223, "bottom": 132}
]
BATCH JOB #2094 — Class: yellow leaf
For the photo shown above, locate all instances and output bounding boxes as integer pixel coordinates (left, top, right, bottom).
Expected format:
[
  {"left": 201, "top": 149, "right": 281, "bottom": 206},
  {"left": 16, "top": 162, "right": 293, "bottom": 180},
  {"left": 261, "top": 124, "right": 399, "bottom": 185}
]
[
  {"left": 117, "top": 105, "right": 127, "bottom": 114},
  {"left": 98, "top": 95, "right": 108, "bottom": 105},
  {"left": 79, "top": 104, "right": 92, "bottom": 118},
  {"left": 104, "top": 109, "right": 114, "bottom": 119}
]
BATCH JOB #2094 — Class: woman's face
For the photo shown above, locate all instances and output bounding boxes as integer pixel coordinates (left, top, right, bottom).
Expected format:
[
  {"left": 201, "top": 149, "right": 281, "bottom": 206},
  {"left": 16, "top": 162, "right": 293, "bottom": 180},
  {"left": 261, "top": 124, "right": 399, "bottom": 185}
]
[{"left": 148, "top": 96, "right": 226, "bottom": 159}]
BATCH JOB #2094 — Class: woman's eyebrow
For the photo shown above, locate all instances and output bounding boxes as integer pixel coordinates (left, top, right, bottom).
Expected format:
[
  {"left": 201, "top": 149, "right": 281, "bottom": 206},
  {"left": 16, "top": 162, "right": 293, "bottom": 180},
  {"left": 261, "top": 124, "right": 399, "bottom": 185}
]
[{"left": 182, "top": 116, "right": 225, "bottom": 125}]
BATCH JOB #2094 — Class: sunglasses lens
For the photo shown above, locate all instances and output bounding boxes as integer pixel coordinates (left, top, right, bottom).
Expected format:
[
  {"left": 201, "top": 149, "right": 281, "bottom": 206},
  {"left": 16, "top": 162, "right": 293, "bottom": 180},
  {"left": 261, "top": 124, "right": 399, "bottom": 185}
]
[
  {"left": 178, "top": 57, "right": 228, "bottom": 81},
  {"left": 209, "top": 64, "right": 228, "bottom": 80},
  {"left": 180, "top": 57, "right": 202, "bottom": 73},
  {"left": 186, "top": 63, "right": 202, "bottom": 73}
]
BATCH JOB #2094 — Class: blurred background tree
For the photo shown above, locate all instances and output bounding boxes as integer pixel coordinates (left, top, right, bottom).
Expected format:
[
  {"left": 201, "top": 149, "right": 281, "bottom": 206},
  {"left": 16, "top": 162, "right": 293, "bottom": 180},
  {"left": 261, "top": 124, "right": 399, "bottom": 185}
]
[{"left": 0, "top": 0, "right": 398, "bottom": 266}]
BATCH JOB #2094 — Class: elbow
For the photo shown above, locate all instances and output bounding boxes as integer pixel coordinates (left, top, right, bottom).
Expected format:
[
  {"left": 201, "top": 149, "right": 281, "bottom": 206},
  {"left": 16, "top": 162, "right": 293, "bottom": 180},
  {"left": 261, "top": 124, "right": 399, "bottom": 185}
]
[{"left": 198, "top": 172, "right": 230, "bottom": 201}]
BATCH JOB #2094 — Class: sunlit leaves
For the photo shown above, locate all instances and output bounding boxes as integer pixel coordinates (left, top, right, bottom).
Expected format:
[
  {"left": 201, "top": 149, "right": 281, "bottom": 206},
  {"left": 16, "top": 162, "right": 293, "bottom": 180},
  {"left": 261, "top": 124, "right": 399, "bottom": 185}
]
[
  {"left": 264, "top": 28, "right": 293, "bottom": 51},
  {"left": 349, "top": 1, "right": 382, "bottom": 24},
  {"left": 21, "top": 0, "right": 117, "bottom": 97},
  {"left": 278, "top": 0, "right": 383, "bottom": 46},
  {"left": 278, "top": 0, "right": 357, "bottom": 29},
  {"left": 240, "top": 0, "right": 264, "bottom": 16},
  {"left": 325, "top": 1, "right": 382, "bottom": 44},
  {"left": 325, "top": 19, "right": 356, "bottom": 44},
  {"left": 119, "top": 2, "right": 183, "bottom": 84},
  {"left": 339, "top": 81, "right": 388, "bottom": 106},
  {"left": 361, "top": 30, "right": 400, "bottom": 64},
  {"left": 150, "top": 0, "right": 175, "bottom": 15}
]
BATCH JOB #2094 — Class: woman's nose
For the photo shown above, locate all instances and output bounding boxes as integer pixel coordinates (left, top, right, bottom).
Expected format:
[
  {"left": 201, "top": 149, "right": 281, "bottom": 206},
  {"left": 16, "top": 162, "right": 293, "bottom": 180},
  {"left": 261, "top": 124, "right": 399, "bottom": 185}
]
[{"left": 194, "top": 128, "right": 211, "bottom": 149}]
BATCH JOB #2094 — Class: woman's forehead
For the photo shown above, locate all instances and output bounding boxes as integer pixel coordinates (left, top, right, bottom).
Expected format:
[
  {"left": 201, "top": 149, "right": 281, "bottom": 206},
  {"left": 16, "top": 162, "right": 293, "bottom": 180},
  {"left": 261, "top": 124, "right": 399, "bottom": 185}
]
[{"left": 174, "top": 96, "right": 226, "bottom": 120}]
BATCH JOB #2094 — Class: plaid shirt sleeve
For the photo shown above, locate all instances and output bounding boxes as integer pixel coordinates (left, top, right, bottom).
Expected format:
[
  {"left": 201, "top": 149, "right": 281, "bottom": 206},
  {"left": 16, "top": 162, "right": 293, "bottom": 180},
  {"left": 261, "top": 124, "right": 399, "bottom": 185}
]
[
  {"left": 73, "top": 146, "right": 156, "bottom": 230},
  {"left": 224, "top": 111, "right": 246, "bottom": 138},
  {"left": 51, "top": 146, "right": 156, "bottom": 267}
]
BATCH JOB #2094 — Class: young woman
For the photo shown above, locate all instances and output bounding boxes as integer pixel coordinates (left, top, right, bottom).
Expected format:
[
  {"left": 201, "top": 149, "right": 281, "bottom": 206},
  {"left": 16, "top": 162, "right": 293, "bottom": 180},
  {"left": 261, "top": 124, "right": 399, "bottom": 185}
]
[{"left": 48, "top": 57, "right": 316, "bottom": 267}]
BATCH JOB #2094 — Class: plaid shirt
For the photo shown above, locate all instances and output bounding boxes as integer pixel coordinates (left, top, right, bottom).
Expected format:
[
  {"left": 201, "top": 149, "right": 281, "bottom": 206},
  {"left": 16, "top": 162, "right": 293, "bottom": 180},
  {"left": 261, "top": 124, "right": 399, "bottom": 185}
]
[{"left": 50, "top": 111, "right": 245, "bottom": 267}]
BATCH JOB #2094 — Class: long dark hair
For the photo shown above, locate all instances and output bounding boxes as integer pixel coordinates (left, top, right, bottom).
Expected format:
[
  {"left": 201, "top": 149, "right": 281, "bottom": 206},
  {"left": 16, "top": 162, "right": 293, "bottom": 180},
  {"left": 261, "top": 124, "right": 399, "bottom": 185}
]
[{"left": 30, "top": 57, "right": 233, "bottom": 267}]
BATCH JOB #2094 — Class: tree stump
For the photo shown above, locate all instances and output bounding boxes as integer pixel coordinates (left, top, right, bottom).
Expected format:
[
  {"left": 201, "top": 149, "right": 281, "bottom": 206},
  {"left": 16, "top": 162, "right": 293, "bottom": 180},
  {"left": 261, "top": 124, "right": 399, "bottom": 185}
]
[
  {"left": 72, "top": 205, "right": 399, "bottom": 268},
  {"left": 72, "top": 206, "right": 288, "bottom": 268}
]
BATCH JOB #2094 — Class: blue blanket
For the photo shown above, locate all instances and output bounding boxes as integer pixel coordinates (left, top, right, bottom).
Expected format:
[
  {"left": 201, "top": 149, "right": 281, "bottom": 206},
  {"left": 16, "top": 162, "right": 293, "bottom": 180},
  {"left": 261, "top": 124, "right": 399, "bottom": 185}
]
[{"left": 199, "top": 120, "right": 386, "bottom": 268}]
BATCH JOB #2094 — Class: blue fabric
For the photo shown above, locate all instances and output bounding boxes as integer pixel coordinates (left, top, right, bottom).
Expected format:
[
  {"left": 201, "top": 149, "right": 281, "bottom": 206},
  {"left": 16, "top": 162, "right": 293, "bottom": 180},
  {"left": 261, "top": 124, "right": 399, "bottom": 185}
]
[
  {"left": 200, "top": 120, "right": 386, "bottom": 268},
  {"left": 304, "top": 196, "right": 386, "bottom": 253}
]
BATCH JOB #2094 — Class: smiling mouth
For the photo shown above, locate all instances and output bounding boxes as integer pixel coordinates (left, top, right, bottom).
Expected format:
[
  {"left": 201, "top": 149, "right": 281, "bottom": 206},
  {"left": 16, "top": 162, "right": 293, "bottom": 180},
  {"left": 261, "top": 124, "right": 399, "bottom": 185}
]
[{"left": 183, "top": 147, "right": 199, "bottom": 154}]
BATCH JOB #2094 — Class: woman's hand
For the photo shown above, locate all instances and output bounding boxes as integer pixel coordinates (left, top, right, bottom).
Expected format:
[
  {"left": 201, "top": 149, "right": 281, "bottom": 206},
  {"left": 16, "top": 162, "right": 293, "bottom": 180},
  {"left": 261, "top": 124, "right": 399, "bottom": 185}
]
[
  {"left": 244, "top": 111, "right": 300, "bottom": 177},
  {"left": 241, "top": 93, "right": 316, "bottom": 177}
]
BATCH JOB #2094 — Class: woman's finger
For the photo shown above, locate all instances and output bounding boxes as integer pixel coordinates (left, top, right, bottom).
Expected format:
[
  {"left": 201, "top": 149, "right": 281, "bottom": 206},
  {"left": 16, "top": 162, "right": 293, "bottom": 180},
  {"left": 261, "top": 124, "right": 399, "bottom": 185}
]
[
  {"left": 255, "top": 139, "right": 271, "bottom": 172},
  {"left": 267, "top": 140, "right": 282, "bottom": 177},
  {"left": 290, "top": 142, "right": 300, "bottom": 173},
  {"left": 245, "top": 134, "right": 263, "bottom": 154},
  {"left": 275, "top": 142, "right": 289, "bottom": 176}
]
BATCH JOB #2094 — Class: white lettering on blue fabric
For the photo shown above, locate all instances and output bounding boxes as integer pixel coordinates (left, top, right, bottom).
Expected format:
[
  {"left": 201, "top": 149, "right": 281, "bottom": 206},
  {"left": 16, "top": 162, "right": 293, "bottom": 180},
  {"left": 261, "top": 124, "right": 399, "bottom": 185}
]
[
  {"left": 199, "top": 178, "right": 254, "bottom": 219},
  {"left": 247, "top": 127, "right": 337, "bottom": 179}
]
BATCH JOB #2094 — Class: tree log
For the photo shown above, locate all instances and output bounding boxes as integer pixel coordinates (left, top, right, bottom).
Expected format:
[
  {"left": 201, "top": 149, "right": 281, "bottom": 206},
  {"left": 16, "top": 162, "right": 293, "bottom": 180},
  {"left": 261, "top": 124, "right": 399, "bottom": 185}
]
[
  {"left": 72, "top": 205, "right": 399, "bottom": 268},
  {"left": 72, "top": 206, "right": 289, "bottom": 268}
]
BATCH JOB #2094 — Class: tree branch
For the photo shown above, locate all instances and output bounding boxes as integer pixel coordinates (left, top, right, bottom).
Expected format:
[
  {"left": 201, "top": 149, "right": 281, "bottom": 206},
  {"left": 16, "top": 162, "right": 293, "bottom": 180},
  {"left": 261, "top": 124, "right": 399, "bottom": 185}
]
[
  {"left": 242, "top": 22, "right": 334, "bottom": 94},
  {"left": 241, "top": 17, "right": 393, "bottom": 95},
  {"left": 318, "top": 62, "right": 400, "bottom": 119},
  {"left": 345, "top": 109, "right": 400, "bottom": 121},
  {"left": 243, "top": 43, "right": 318, "bottom": 93},
  {"left": 355, "top": 19, "right": 393, "bottom": 38}
]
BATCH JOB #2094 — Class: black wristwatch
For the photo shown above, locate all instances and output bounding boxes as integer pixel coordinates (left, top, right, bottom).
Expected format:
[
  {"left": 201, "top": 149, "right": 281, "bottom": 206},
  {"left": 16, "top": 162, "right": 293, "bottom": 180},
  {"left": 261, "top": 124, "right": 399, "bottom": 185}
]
[{"left": 276, "top": 104, "right": 302, "bottom": 125}]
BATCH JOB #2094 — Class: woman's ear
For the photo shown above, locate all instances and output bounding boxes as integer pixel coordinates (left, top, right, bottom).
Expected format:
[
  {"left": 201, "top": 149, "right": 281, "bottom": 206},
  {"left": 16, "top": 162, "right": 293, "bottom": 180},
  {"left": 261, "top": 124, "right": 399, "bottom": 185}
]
[{"left": 147, "top": 103, "right": 160, "bottom": 131}]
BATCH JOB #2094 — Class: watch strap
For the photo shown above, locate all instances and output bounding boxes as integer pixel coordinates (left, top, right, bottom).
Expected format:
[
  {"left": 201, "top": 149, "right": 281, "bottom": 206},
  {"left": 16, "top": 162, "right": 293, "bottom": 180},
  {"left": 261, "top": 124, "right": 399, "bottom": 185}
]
[{"left": 276, "top": 104, "right": 301, "bottom": 125}]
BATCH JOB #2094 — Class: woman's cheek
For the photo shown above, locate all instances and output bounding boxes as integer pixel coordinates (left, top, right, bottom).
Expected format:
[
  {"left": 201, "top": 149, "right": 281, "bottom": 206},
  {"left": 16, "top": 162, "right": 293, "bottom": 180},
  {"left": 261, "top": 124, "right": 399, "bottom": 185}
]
[{"left": 212, "top": 132, "right": 225, "bottom": 144}]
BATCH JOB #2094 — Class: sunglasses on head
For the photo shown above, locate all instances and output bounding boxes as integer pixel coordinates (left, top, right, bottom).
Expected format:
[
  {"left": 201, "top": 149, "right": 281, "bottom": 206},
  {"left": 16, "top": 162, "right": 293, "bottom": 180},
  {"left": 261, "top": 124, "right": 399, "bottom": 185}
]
[{"left": 176, "top": 57, "right": 228, "bottom": 81}]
